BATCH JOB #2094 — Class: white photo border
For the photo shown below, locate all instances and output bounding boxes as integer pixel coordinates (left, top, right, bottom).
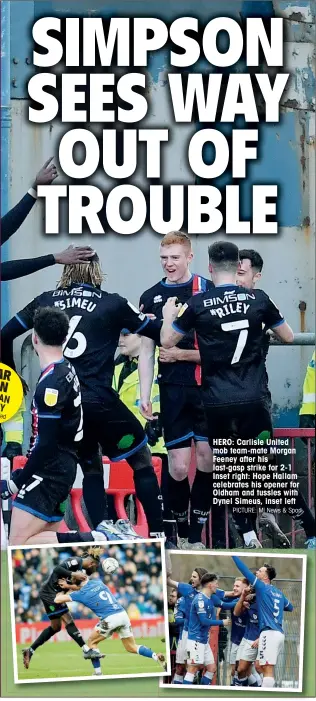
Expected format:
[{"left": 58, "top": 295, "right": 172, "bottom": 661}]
[
  {"left": 160, "top": 549, "right": 307, "bottom": 693},
  {"left": 7, "top": 537, "right": 171, "bottom": 685}
]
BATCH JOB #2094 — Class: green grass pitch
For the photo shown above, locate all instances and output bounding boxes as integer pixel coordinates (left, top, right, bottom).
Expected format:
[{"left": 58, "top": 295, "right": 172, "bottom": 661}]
[{"left": 16, "top": 637, "right": 167, "bottom": 682}]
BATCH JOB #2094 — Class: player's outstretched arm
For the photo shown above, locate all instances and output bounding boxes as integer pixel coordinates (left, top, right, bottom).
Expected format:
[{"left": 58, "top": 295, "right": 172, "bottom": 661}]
[
  {"left": 54, "top": 592, "right": 72, "bottom": 604},
  {"left": 1, "top": 246, "right": 95, "bottom": 282},
  {"left": 284, "top": 597, "right": 294, "bottom": 612},
  {"left": 212, "top": 594, "right": 238, "bottom": 610},
  {"left": 1, "top": 158, "right": 58, "bottom": 246},
  {"left": 231, "top": 556, "right": 263, "bottom": 590},
  {"left": 139, "top": 336, "right": 156, "bottom": 421}
]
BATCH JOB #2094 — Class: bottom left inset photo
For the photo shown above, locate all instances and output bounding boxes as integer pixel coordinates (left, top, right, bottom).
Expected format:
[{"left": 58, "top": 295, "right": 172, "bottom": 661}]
[{"left": 8, "top": 539, "right": 170, "bottom": 684}]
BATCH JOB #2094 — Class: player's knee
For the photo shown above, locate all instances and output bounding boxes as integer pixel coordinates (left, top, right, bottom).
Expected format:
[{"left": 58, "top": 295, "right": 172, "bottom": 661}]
[
  {"left": 168, "top": 450, "right": 190, "bottom": 481},
  {"left": 206, "top": 663, "right": 216, "bottom": 673},
  {"left": 62, "top": 613, "right": 73, "bottom": 626},
  {"left": 81, "top": 454, "right": 103, "bottom": 475},
  {"left": 195, "top": 441, "right": 212, "bottom": 472},
  {"left": 128, "top": 445, "right": 152, "bottom": 471},
  {"left": 51, "top": 619, "right": 62, "bottom": 632}
]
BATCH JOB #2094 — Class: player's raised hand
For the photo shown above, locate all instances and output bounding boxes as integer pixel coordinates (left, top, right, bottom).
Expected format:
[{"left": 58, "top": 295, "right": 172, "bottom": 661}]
[
  {"left": 140, "top": 400, "right": 157, "bottom": 422},
  {"left": 54, "top": 246, "right": 96, "bottom": 265},
  {"left": 162, "top": 297, "right": 182, "bottom": 320},
  {"left": 34, "top": 157, "right": 58, "bottom": 186}
]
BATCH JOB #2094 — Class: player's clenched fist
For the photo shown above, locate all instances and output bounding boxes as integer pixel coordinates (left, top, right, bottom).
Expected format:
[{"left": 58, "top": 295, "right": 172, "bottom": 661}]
[{"left": 162, "top": 297, "right": 182, "bottom": 320}]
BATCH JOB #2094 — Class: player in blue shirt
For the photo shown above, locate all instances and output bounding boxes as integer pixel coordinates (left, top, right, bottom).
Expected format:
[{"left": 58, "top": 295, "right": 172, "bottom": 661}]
[
  {"left": 233, "top": 586, "right": 262, "bottom": 687},
  {"left": 167, "top": 566, "right": 208, "bottom": 684},
  {"left": 55, "top": 575, "right": 166, "bottom": 675},
  {"left": 167, "top": 565, "right": 235, "bottom": 684},
  {"left": 232, "top": 556, "right": 293, "bottom": 688},
  {"left": 184, "top": 573, "right": 232, "bottom": 686},
  {"left": 228, "top": 577, "right": 249, "bottom": 684}
]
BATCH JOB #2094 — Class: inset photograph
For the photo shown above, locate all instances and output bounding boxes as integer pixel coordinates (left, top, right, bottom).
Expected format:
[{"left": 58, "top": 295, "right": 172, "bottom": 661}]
[
  {"left": 162, "top": 550, "right": 306, "bottom": 691},
  {"left": 8, "top": 540, "right": 170, "bottom": 683}
]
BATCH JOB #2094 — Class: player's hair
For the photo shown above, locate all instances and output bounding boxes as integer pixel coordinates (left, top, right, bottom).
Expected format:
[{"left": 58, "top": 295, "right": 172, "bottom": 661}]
[
  {"left": 200, "top": 573, "right": 218, "bottom": 586},
  {"left": 57, "top": 253, "right": 105, "bottom": 288},
  {"left": 193, "top": 567, "right": 208, "bottom": 581},
  {"left": 160, "top": 231, "right": 192, "bottom": 251},
  {"left": 235, "top": 576, "right": 249, "bottom": 586},
  {"left": 263, "top": 563, "right": 276, "bottom": 581},
  {"left": 239, "top": 248, "right": 264, "bottom": 272},
  {"left": 208, "top": 241, "right": 239, "bottom": 273},
  {"left": 83, "top": 546, "right": 103, "bottom": 563},
  {"left": 33, "top": 307, "right": 69, "bottom": 346}
]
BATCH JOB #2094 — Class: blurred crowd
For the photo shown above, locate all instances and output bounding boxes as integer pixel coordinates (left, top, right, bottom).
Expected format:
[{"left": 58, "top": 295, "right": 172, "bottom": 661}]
[{"left": 12, "top": 543, "right": 164, "bottom": 623}]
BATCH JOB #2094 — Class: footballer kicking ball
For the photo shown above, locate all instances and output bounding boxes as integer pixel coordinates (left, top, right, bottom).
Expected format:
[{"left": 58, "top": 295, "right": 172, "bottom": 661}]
[{"left": 102, "top": 557, "right": 119, "bottom": 574}]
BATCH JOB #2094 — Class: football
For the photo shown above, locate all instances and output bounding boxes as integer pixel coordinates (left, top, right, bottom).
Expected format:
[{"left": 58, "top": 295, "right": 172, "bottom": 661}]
[{"left": 102, "top": 557, "right": 119, "bottom": 574}]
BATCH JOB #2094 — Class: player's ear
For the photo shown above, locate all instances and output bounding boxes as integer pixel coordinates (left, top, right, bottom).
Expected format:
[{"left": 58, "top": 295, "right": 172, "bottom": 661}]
[
  {"left": 208, "top": 263, "right": 213, "bottom": 275},
  {"left": 254, "top": 271, "right": 262, "bottom": 284},
  {"left": 187, "top": 249, "right": 193, "bottom": 263}
]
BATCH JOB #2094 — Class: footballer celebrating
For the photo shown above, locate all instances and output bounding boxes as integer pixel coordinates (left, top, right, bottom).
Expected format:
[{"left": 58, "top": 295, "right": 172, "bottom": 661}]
[
  {"left": 1, "top": 307, "right": 84, "bottom": 545},
  {"left": 139, "top": 231, "right": 214, "bottom": 549},
  {"left": 1, "top": 254, "right": 164, "bottom": 541},
  {"left": 161, "top": 241, "right": 294, "bottom": 548},
  {"left": 232, "top": 556, "right": 294, "bottom": 688}
]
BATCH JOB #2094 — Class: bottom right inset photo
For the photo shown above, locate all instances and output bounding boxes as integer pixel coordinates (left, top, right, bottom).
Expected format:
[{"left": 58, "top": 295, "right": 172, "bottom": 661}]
[{"left": 161, "top": 550, "right": 306, "bottom": 692}]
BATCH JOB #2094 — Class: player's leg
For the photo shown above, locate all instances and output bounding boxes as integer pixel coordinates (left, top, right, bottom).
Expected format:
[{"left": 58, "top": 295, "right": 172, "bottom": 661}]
[
  {"left": 22, "top": 615, "right": 62, "bottom": 669},
  {"left": 61, "top": 611, "right": 105, "bottom": 664},
  {"left": 173, "top": 629, "right": 188, "bottom": 683},
  {"left": 97, "top": 390, "right": 164, "bottom": 538},
  {"left": 200, "top": 643, "right": 216, "bottom": 685},
  {"left": 229, "top": 642, "right": 239, "bottom": 685},
  {"left": 258, "top": 630, "right": 284, "bottom": 687},
  {"left": 160, "top": 385, "right": 194, "bottom": 546},
  {"left": 235, "top": 659, "right": 252, "bottom": 686},
  {"left": 77, "top": 407, "right": 108, "bottom": 529},
  {"left": 183, "top": 640, "right": 204, "bottom": 684},
  {"left": 187, "top": 388, "right": 213, "bottom": 548}
]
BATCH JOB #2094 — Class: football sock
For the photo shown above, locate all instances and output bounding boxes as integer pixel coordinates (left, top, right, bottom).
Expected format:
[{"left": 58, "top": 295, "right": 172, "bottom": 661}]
[
  {"left": 173, "top": 674, "right": 184, "bottom": 684},
  {"left": 29, "top": 626, "right": 56, "bottom": 651},
  {"left": 82, "top": 473, "right": 107, "bottom": 528},
  {"left": 92, "top": 659, "right": 102, "bottom": 674},
  {"left": 189, "top": 469, "right": 212, "bottom": 543},
  {"left": 168, "top": 474, "right": 190, "bottom": 538},
  {"left": 137, "top": 645, "right": 157, "bottom": 660},
  {"left": 201, "top": 671, "right": 214, "bottom": 685},
  {"left": 262, "top": 677, "right": 275, "bottom": 687},
  {"left": 65, "top": 621, "right": 86, "bottom": 648},
  {"left": 133, "top": 466, "right": 164, "bottom": 536},
  {"left": 183, "top": 672, "right": 195, "bottom": 684}
]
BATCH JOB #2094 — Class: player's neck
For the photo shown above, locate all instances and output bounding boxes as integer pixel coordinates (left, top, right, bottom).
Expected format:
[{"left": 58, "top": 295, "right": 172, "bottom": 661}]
[
  {"left": 165, "top": 269, "right": 192, "bottom": 285},
  {"left": 38, "top": 348, "right": 64, "bottom": 371},
  {"left": 212, "top": 273, "right": 236, "bottom": 287}
]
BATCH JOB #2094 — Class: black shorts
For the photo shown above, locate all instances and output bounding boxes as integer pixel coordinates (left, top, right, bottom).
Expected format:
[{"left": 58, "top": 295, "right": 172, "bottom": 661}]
[
  {"left": 204, "top": 400, "right": 273, "bottom": 444},
  {"left": 13, "top": 457, "right": 77, "bottom": 523},
  {"left": 40, "top": 593, "right": 69, "bottom": 620},
  {"left": 159, "top": 384, "right": 208, "bottom": 449},
  {"left": 79, "top": 389, "right": 146, "bottom": 464}
]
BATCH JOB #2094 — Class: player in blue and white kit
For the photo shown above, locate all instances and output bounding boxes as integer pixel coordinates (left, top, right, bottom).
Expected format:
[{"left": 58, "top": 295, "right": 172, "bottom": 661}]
[
  {"left": 228, "top": 577, "right": 249, "bottom": 684},
  {"left": 184, "top": 573, "right": 232, "bottom": 686},
  {"left": 234, "top": 586, "right": 262, "bottom": 687},
  {"left": 232, "top": 556, "right": 293, "bottom": 688},
  {"left": 167, "top": 566, "right": 208, "bottom": 683},
  {"left": 168, "top": 566, "right": 235, "bottom": 684},
  {"left": 55, "top": 575, "right": 166, "bottom": 676}
]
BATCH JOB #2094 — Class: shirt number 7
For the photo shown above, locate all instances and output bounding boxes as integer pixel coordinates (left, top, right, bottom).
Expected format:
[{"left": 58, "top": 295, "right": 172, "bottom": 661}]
[{"left": 221, "top": 320, "right": 250, "bottom": 364}]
